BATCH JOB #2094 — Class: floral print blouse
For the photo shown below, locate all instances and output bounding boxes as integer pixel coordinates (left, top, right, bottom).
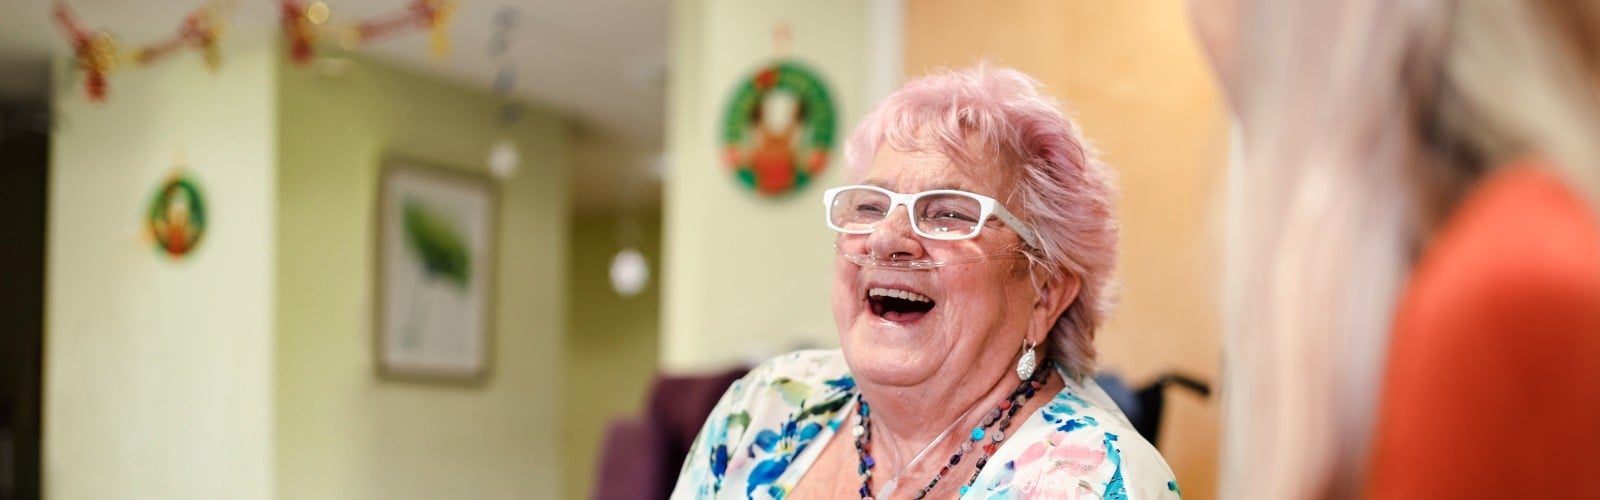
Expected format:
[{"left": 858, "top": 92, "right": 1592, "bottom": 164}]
[{"left": 671, "top": 350, "right": 1182, "bottom": 499}]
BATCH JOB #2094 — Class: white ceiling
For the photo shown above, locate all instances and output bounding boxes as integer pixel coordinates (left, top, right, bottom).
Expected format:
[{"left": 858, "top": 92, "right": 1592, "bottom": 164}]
[{"left": 0, "top": 0, "right": 669, "bottom": 210}]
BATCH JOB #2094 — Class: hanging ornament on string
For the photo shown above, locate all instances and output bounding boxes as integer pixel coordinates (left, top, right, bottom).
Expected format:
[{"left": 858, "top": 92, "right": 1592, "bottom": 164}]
[
  {"left": 610, "top": 190, "right": 651, "bottom": 297},
  {"left": 484, "top": 6, "right": 522, "bottom": 180},
  {"left": 487, "top": 138, "right": 520, "bottom": 180},
  {"left": 185, "top": 5, "right": 229, "bottom": 70},
  {"left": 610, "top": 247, "right": 649, "bottom": 297},
  {"left": 421, "top": 0, "right": 455, "bottom": 58},
  {"left": 78, "top": 34, "right": 118, "bottom": 102},
  {"left": 486, "top": 100, "right": 524, "bottom": 180},
  {"left": 279, "top": 0, "right": 325, "bottom": 65},
  {"left": 53, "top": 6, "right": 119, "bottom": 103}
]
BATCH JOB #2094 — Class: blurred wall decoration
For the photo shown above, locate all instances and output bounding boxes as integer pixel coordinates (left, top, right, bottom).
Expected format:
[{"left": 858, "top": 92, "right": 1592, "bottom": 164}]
[
  {"left": 52, "top": 0, "right": 233, "bottom": 101},
  {"left": 50, "top": 0, "right": 460, "bottom": 103},
  {"left": 145, "top": 170, "right": 208, "bottom": 260},
  {"left": 610, "top": 153, "right": 654, "bottom": 299},
  {"left": 484, "top": 5, "right": 522, "bottom": 180},
  {"left": 610, "top": 247, "right": 649, "bottom": 297},
  {"left": 278, "top": 0, "right": 455, "bottom": 65},
  {"left": 374, "top": 161, "right": 497, "bottom": 383},
  {"left": 720, "top": 59, "right": 836, "bottom": 197}
]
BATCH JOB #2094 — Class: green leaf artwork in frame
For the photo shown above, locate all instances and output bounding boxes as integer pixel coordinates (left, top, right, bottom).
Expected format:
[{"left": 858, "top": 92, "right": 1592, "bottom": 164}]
[{"left": 401, "top": 199, "right": 472, "bottom": 290}]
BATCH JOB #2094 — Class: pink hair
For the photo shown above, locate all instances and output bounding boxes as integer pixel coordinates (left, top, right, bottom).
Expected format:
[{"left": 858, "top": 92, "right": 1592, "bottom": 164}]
[{"left": 843, "top": 65, "right": 1119, "bottom": 378}]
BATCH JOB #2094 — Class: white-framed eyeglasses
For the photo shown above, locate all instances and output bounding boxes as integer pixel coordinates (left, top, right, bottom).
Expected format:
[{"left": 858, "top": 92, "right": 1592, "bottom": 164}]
[{"left": 822, "top": 185, "right": 1041, "bottom": 248}]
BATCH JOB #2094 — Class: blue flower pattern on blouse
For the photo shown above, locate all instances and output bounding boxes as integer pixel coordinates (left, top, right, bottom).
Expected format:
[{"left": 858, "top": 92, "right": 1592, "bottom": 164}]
[{"left": 671, "top": 350, "right": 1180, "bottom": 499}]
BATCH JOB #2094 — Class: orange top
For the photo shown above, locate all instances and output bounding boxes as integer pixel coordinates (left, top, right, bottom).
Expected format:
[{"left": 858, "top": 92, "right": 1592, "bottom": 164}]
[{"left": 1366, "top": 161, "right": 1600, "bottom": 498}]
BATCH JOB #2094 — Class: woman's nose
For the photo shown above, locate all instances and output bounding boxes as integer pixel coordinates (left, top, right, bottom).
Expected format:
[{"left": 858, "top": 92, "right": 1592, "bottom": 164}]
[{"left": 865, "top": 204, "right": 926, "bottom": 260}]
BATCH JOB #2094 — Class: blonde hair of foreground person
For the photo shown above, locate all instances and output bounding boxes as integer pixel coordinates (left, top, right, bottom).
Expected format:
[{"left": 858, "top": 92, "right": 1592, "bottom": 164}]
[{"left": 1218, "top": 0, "right": 1600, "bottom": 498}]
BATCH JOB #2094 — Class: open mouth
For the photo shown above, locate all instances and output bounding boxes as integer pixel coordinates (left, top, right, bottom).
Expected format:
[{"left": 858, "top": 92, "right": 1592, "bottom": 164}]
[{"left": 867, "top": 287, "right": 936, "bottom": 322}]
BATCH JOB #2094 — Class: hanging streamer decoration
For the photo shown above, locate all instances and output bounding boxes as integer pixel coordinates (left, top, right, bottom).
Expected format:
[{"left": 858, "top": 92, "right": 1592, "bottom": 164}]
[
  {"left": 279, "top": 0, "right": 456, "bottom": 65},
  {"left": 53, "top": 1, "right": 235, "bottom": 102},
  {"left": 131, "top": 5, "right": 229, "bottom": 69},
  {"left": 484, "top": 6, "right": 521, "bottom": 180},
  {"left": 48, "top": 0, "right": 457, "bottom": 100}
]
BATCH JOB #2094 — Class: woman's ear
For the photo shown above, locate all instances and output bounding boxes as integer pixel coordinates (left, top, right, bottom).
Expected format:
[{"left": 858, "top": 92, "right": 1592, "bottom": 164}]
[{"left": 1033, "top": 268, "right": 1080, "bottom": 338}]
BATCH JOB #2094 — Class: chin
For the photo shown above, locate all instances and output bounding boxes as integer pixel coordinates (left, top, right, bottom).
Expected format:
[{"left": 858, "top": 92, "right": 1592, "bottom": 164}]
[{"left": 837, "top": 317, "right": 948, "bottom": 388}]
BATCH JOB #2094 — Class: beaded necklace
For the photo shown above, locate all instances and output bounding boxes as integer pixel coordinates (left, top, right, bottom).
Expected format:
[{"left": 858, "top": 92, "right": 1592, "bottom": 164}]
[{"left": 852, "top": 360, "right": 1053, "bottom": 499}]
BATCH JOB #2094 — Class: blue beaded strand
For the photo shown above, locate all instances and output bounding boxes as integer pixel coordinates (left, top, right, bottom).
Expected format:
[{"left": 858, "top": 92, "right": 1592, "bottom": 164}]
[{"left": 853, "top": 360, "right": 1053, "bottom": 498}]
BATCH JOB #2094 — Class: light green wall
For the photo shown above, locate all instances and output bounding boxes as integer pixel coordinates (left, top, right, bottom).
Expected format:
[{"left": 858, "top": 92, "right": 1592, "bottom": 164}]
[
  {"left": 662, "top": 0, "right": 873, "bottom": 373},
  {"left": 561, "top": 210, "right": 662, "bottom": 500},
  {"left": 46, "top": 38, "right": 278, "bottom": 500},
  {"left": 275, "top": 56, "right": 573, "bottom": 499}
]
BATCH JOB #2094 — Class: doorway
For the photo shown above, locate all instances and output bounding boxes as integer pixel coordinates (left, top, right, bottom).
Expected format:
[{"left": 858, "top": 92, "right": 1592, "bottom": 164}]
[{"left": 0, "top": 102, "right": 48, "bottom": 500}]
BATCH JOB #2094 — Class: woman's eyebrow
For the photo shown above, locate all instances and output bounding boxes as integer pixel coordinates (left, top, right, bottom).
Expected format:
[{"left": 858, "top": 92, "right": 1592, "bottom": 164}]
[{"left": 858, "top": 178, "right": 972, "bottom": 192}]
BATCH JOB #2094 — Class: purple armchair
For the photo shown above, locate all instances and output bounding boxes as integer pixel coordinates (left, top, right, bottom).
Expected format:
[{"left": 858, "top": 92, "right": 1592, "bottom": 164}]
[{"left": 593, "top": 367, "right": 749, "bottom": 500}]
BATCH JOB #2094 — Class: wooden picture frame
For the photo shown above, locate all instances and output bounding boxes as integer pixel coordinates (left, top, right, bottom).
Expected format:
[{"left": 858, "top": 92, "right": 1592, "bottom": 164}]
[{"left": 373, "top": 158, "right": 498, "bottom": 384}]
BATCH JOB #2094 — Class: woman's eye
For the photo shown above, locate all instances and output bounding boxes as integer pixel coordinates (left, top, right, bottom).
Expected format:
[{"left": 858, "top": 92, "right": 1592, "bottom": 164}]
[
  {"left": 930, "top": 209, "right": 977, "bottom": 222},
  {"left": 856, "top": 204, "right": 887, "bottom": 216}
]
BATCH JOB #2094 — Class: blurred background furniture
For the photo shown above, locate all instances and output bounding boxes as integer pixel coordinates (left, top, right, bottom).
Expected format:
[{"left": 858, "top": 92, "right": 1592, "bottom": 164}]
[
  {"left": 593, "top": 367, "right": 748, "bottom": 500},
  {"left": 1096, "top": 372, "right": 1213, "bottom": 448}
]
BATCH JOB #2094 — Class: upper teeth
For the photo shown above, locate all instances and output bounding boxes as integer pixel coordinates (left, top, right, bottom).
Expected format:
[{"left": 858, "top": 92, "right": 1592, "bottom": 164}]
[{"left": 868, "top": 288, "right": 932, "bottom": 303}]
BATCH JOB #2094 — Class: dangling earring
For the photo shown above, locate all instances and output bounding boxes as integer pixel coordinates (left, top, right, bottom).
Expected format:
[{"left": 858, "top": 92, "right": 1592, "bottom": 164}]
[{"left": 1016, "top": 338, "right": 1038, "bottom": 381}]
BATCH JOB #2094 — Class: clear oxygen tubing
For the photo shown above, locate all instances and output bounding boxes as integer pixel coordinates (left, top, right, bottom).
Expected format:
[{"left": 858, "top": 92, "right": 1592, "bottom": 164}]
[{"left": 833, "top": 244, "right": 1028, "bottom": 270}]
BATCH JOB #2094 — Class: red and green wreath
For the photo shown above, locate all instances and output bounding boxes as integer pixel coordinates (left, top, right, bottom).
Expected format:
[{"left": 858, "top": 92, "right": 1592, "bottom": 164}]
[
  {"left": 721, "top": 60, "right": 836, "bottom": 196},
  {"left": 146, "top": 172, "right": 207, "bottom": 259}
]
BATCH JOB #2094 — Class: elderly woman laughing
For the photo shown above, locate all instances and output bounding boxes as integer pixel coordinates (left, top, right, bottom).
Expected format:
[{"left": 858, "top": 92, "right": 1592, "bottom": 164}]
[{"left": 672, "top": 66, "right": 1178, "bottom": 499}]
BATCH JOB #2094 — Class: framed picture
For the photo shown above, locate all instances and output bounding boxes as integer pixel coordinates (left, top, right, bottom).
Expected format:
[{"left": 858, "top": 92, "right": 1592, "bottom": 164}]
[{"left": 374, "top": 159, "right": 497, "bottom": 384}]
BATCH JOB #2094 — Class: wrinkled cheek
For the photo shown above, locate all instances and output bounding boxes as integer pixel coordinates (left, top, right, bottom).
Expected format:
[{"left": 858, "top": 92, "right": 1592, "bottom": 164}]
[{"left": 831, "top": 260, "right": 860, "bottom": 329}]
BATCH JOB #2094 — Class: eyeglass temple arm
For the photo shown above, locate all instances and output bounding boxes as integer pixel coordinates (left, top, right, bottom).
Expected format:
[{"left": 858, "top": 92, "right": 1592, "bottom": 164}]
[{"left": 991, "top": 206, "right": 1040, "bottom": 248}]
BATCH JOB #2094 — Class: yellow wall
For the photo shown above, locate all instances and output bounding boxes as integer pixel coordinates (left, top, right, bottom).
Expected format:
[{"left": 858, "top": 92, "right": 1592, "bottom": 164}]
[
  {"left": 275, "top": 57, "right": 573, "bottom": 499},
  {"left": 561, "top": 210, "right": 663, "bottom": 500},
  {"left": 662, "top": 0, "right": 877, "bottom": 373},
  {"left": 45, "top": 38, "right": 279, "bottom": 500},
  {"left": 905, "top": 1, "right": 1230, "bottom": 498}
]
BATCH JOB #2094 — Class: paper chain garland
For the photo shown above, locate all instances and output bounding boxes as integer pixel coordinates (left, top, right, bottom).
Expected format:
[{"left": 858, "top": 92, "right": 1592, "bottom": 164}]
[{"left": 53, "top": 0, "right": 456, "bottom": 102}]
